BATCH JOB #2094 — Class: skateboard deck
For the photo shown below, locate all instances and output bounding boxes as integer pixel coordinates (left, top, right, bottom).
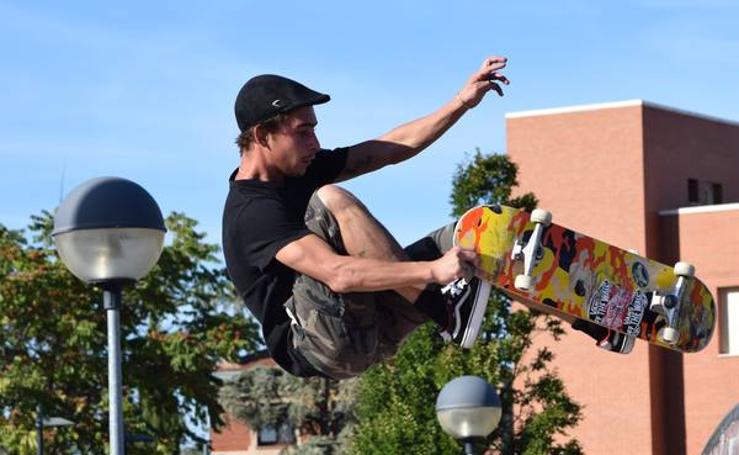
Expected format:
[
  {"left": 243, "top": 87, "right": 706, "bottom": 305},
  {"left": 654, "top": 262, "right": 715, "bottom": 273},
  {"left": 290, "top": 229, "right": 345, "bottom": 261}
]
[{"left": 454, "top": 205, "right": 716, "bottom": 353}]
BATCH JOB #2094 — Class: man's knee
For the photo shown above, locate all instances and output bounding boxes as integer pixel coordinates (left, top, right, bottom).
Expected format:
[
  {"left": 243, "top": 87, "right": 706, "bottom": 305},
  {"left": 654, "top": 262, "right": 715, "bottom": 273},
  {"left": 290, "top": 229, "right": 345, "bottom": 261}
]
[
  {"left": 404, "top": 223, "right": 455, "bottom": 260},
  {"left": 316, "top": 185, "right": 367, "bottom": 217}
]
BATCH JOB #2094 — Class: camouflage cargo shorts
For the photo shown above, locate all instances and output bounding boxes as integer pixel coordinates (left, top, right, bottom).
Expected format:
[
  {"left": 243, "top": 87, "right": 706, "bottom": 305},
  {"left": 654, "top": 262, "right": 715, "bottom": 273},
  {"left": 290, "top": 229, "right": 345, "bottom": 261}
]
[{"left": 285, "top": 191, "right": 454, "bottom": 380}]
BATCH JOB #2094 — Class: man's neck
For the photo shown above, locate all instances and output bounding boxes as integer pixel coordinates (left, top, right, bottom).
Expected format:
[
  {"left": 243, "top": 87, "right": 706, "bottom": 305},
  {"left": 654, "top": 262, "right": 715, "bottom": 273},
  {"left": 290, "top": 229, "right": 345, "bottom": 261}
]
[{"left": 235, "top": 152, "right": 285, "bottom": 185}]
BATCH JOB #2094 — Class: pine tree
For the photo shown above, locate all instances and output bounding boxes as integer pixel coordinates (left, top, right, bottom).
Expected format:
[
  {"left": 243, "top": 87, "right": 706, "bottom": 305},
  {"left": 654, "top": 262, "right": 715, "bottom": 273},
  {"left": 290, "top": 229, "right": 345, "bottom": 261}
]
[{"left": 218, "top": 366, "right": 359, "bottom": 454}]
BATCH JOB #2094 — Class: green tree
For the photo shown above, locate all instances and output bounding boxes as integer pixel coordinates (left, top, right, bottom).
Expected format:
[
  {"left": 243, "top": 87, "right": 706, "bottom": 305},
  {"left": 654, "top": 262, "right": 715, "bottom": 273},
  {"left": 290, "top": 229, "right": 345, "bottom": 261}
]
[
  {"left": 218, "top": 365, "right": 359, "bottom": 454},
  {"left": 351, "top": 150, "right": 583, "bottom": 454},
  {"left": 0, "top": 211, "right": 260, "bottom": 453}
]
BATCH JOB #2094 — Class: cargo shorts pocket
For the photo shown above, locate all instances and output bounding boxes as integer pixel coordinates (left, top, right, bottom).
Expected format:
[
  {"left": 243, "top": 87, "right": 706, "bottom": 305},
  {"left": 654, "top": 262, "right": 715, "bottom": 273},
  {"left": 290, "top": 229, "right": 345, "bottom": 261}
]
[{"left": 287, "top": 274, "right": 381, "bottom": 378}]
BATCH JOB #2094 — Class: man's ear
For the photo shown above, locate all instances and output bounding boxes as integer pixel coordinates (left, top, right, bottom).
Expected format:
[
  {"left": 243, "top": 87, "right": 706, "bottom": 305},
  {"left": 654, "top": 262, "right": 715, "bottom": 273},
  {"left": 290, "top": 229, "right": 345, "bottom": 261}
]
[{"left": 253, "top": 124, "right": 270, "bottom": 147}]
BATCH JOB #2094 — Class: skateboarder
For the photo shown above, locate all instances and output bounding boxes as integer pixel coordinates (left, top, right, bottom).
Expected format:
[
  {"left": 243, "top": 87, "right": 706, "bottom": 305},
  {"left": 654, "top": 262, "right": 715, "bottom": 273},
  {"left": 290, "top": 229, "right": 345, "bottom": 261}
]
[{"left": 222, "top": 57, "right": 509, "bottom": 379}]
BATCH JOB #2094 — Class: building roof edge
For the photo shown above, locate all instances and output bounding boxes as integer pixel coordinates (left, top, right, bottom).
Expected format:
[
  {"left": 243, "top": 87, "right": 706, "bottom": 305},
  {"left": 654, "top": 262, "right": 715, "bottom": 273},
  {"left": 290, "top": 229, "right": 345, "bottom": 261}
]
[
  {"left": 640, "top": 101, "right": 739, "bottom": 127},
  {"left": 659, "top": 203, "right": 739, "bottom": 216},
  {"left": 506, "top": 100, "right": 739, "bottom": 127},
  {"left": 505, "top": 100, "right": 644, "bottom": 118}
]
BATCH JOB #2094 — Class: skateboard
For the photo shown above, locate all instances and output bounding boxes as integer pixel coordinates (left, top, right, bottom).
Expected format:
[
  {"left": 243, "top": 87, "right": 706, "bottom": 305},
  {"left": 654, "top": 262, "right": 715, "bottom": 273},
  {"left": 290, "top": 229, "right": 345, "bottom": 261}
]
[{"left": 454, "top": 205, "right": 716, "bottom": 353}]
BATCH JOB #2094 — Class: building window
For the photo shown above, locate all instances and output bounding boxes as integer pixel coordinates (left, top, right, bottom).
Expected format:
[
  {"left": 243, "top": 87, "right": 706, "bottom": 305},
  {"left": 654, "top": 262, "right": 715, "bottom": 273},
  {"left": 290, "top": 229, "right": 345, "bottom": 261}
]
[
  {"left": 719, "top": 288, "right": 739, "bottom": 355},
  {"left": 687, "top": 179, "right": 724, "bottom": 205},
  {"left": 688, "top": 178, "right": 699, "bottom": 204},
  {"left": 711, "top": 183, "right": 724, "bottom": 204},
  {"left": 257, "top": 421, "right": 295, "bottom": 446}
]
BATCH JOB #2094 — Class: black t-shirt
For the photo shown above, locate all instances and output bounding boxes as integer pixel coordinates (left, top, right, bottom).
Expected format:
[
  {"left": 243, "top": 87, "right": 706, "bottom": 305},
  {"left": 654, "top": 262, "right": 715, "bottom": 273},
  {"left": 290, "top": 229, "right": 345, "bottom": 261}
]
[{"left": 222, "top": 148, "right": 349, "bottom": 376}]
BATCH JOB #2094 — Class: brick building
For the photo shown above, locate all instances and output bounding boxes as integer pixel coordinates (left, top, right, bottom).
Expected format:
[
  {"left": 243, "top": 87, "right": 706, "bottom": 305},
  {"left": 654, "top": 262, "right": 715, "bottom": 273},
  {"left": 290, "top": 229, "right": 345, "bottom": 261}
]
[{"left": 507, "top": 100, "right": 739, "bottom": 455}]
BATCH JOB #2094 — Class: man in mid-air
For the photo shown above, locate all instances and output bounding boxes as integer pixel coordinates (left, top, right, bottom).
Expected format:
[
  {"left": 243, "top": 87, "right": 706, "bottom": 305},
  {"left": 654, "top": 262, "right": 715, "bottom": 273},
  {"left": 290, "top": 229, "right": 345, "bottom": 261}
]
[{"left": 223, "top": 57, "right": 509, "bottom": 379}]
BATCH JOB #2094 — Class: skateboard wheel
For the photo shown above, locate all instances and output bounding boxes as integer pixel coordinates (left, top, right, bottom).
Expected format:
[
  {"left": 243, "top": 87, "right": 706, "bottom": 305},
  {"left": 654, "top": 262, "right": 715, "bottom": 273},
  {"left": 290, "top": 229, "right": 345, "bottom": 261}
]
[
  {"left": 659, "top": 327, "right": 680, "bottom": 345},
  {"left": 514, "top": 274, "right": 534, "bottom": 291},
  {"left": 530, "top": 209, "right": 552, "bottom": 226},
  {"left": 674, "top": 262, "right": 695, "bottom": 278}
]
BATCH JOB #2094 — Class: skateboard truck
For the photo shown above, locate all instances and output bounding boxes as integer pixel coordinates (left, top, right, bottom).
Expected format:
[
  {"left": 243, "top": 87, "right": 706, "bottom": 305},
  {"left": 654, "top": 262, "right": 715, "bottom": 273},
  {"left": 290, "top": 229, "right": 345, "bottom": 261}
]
[
  {"left": 649, "top": 262, "right": 695, "bottom": 346},
  {"left": 512, "top": 209, "right": 552, "bottom": 291}
]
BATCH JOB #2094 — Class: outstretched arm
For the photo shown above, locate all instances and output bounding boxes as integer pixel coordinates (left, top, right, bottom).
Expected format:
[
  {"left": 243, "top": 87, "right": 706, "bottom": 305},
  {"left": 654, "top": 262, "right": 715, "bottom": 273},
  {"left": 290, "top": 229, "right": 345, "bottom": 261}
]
[{"left": 336, "top": 56, "right": 509, "bottom": 182}]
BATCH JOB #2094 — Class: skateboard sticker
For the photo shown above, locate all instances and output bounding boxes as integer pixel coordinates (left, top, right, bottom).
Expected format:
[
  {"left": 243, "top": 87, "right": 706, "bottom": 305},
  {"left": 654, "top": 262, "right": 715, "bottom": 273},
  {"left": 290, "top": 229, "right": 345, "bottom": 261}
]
[
  {"left": 588, "top": 280, "right": 649, "bottom": 336},
  {"left": 631, "top": 262, "right": 650, "bottom": 289},
  {"left": 623, "top": 292, "right": 649, "bottom": 336}
]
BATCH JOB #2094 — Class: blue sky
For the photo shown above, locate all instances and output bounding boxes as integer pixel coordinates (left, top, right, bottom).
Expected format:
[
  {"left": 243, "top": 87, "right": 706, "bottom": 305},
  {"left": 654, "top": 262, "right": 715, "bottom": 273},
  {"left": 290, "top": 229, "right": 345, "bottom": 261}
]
[{"left": 2, "top": 0, "right": 738, "bottom": 250}]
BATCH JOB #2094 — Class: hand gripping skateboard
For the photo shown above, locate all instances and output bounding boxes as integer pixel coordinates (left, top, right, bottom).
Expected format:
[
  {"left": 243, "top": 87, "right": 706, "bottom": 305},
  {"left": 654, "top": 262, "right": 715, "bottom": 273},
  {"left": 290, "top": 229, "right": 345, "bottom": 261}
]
[{"left": 454, "top": 205, "right": 716, "bottom": 353}]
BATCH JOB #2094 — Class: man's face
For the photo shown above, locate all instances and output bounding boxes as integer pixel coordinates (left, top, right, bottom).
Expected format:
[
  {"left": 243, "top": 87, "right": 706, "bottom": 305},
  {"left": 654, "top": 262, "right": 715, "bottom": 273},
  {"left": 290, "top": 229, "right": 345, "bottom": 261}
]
[{"left": 266, "top": 106, "right": 321, "bottom": 177}]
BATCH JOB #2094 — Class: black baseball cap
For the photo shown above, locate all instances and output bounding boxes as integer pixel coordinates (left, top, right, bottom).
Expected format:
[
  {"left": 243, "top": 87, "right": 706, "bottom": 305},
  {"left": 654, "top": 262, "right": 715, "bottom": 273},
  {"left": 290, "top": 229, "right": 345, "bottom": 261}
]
[{"left": 234, "top": 74, "right": 330, "bottom": 131}]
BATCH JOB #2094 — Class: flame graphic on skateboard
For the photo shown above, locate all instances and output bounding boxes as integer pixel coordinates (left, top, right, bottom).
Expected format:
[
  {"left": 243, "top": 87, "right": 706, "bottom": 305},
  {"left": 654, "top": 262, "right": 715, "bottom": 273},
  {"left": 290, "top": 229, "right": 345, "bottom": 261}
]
[{"left": 454, "top": 205, "right": 715, "bottom": 353}]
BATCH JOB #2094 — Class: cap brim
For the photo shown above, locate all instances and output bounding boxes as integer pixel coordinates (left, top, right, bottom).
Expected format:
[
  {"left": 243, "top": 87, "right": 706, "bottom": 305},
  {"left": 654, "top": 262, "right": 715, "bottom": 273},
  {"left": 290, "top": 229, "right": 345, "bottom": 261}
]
[{"left": 282, "top": 93, "right": 331, "bottom": 113}]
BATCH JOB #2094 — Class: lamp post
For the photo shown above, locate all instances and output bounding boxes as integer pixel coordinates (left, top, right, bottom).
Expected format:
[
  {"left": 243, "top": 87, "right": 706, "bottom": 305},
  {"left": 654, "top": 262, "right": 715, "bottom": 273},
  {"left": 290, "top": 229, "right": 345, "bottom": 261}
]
[
  {"left": 436, "top": 376, "right": 502, "bottom": 455},
  {"left": 52, "top": 177, "right": 165, "bottom": 455},
  {"left": 36, "top": 405, "right": 74, "bottom": 455}
]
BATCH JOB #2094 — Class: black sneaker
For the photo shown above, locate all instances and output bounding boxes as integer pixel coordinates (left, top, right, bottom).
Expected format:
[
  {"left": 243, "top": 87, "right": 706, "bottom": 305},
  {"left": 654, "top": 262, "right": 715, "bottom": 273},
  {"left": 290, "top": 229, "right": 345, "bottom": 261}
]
[
  {"left": 571, "top": 319, "right": 635, "bottom": 354},
  {"left": 597, "top": 331, "right": 635, "bottom": 354},
  {"left": 440, "top": 278, "right": 492, "bottom": 349}
]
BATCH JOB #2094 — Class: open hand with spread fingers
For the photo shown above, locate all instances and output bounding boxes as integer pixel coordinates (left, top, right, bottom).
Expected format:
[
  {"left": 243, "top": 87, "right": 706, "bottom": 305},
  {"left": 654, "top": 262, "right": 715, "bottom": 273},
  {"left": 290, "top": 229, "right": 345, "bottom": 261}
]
[{"left": 457, "top": 56, "right": 509, "bottom": 109}]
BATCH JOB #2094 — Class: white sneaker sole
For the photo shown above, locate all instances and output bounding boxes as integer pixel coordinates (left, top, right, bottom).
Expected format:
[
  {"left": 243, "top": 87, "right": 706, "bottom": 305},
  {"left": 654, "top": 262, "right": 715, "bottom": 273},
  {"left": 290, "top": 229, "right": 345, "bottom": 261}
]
[
  {"left": 452, "top": 206, "right": 496, "bottom": 349},
  {"left": 460, "top": 281, "right": 493, "bottom": 348}
]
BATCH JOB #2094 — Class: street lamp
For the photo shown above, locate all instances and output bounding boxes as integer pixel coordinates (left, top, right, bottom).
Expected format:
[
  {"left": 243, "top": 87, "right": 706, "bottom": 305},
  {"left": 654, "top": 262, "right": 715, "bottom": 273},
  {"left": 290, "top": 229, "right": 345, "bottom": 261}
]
[
  {"left": 436, "top": 375, "right": 502, "bottom": 455},
  {"left": 36, "top": 405, "right": 74, "bottom": 455},
  {"left": 52, "top": 177, "right": 165, "bottom": 455}
]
